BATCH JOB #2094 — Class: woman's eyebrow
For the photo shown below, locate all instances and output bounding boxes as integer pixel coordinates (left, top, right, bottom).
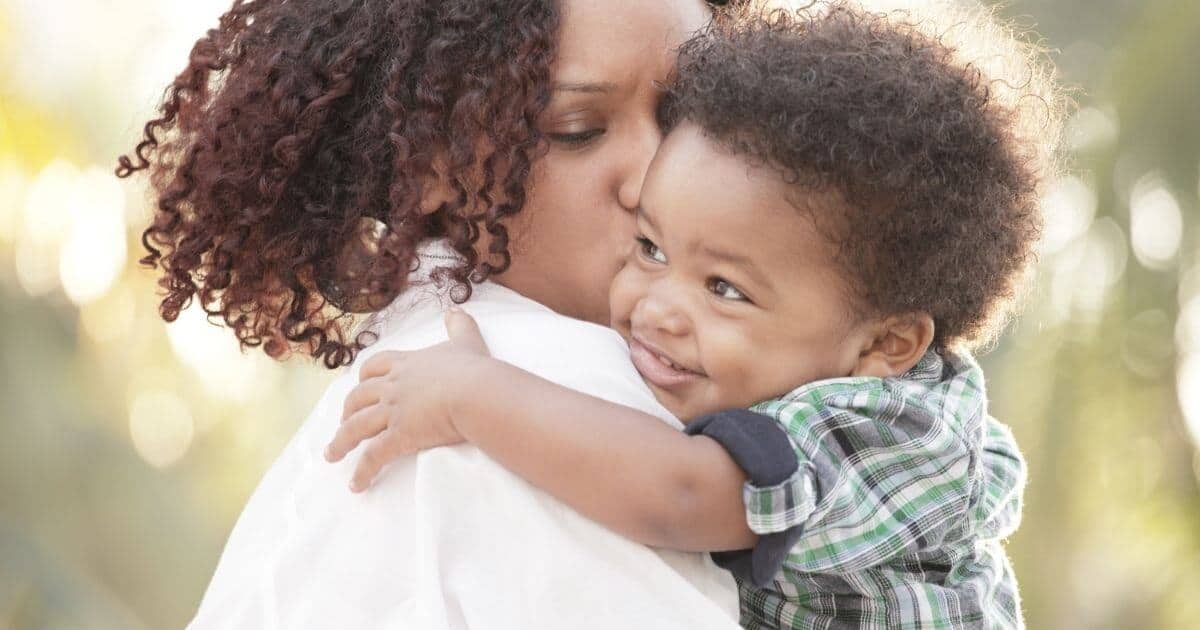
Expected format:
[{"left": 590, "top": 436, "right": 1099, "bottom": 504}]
[{"left": 552, "top": 81, "right": 618, "bottom": 93}]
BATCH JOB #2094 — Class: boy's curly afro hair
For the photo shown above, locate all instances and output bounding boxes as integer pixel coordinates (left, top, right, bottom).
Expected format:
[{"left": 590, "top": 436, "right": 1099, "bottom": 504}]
[{"left": 666, "top": 1, "right": 1065, "bottom": 350}]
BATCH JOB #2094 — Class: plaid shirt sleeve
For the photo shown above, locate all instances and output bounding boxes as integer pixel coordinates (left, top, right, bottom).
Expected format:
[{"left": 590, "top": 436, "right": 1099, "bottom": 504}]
[
  {"left": 745, "top": 361, "right": 983, "bottom": 575},
  {"left": 974, "top": 416, "right": 1026, "bottom": 540}
]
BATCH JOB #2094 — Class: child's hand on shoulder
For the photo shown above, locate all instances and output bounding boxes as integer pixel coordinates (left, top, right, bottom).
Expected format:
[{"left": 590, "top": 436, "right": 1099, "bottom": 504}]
[{"left": 324, "top": 307, "right": 491, "bottom": 492}]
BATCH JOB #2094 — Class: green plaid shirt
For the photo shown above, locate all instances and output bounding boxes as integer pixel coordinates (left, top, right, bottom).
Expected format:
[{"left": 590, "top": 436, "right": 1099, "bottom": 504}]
[{"left": 737, "top": 349, "right": 1026, "bottom": 629}]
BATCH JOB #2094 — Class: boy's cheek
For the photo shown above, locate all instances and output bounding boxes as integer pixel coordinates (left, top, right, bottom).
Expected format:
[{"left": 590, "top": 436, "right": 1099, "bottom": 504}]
[{"left": 607, "top": 264, "right": 644, "bottom": 333}]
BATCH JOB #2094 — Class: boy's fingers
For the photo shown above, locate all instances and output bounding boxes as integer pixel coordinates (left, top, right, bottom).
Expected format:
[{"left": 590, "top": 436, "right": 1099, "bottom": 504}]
[
  {"left": 358, "top": 350, "right": 407, "bottom": 381},
  {"left": 325, "top": 405, "right": 388, "bottom": 462},
  {"left": 444, "top": 308, "right": 489, "bottom": 355},
  {"left": 349, "top": 433, "right": 407, "bottom": 493},
  {"left": 342, "top": 377, "right": 397, "bottom": 422}
]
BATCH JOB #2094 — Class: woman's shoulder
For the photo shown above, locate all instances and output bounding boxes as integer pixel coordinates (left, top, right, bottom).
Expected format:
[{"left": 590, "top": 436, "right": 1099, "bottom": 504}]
[
  {"left": 353, "top": 240, "right": 612, "bottom": 348},
  {"left": 358, "top": 277, "right": 616, "bottom": 351},
  {"left": 472, "top": 282, "right": 626, "bottom": 355},
  {"left": 359, "top": 279, "right": 679, "bottom": 427}
]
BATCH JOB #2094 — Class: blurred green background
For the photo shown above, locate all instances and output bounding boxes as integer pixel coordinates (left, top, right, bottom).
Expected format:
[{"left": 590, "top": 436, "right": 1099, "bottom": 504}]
[{"left": 1, "top": 0, "right": 1197, "bottom": 628}]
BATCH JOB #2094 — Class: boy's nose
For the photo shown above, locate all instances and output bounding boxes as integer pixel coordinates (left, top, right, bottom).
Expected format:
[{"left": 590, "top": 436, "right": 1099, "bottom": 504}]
[{"left": 631, "top": 290, "right": 690, "bottom": 338}]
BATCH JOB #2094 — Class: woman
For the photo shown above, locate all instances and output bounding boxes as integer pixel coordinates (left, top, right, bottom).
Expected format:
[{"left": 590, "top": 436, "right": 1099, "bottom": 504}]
[{"left": 119, "top": 0, "right": 741, "bottom": 627}]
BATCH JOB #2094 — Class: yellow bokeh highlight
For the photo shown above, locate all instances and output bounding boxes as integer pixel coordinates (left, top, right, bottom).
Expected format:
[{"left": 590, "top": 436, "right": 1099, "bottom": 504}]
[
  {"left": 0, "top": 156, "right": 26, "bottom": 243},
  {"left": 0, "top": 99, "right": 83, "bottom": 170}
]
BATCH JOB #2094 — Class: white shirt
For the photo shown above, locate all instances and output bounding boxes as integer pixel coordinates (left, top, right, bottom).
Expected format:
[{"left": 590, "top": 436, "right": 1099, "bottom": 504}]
[{"left": 188, "top": 246, "right": 739, "bottom": 629}]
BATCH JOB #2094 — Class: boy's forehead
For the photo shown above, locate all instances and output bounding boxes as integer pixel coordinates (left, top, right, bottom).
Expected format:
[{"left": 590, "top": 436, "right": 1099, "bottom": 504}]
[
  {"left": 644, "top": 124, "right": 834, "bottom": 267},
  {"left": 647, "top": 125, "right": 776, "bottom": 211}
]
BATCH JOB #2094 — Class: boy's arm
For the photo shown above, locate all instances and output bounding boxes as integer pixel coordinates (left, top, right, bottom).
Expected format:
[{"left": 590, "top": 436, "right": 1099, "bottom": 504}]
[{"left": 451, "top": 358, "right": 759, "bottom": 552}]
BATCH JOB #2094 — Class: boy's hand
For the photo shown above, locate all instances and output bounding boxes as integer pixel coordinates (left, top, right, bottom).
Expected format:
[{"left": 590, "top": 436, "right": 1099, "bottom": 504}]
[{"left": 324, "top": 308, "right": 490, "bottom": 492}]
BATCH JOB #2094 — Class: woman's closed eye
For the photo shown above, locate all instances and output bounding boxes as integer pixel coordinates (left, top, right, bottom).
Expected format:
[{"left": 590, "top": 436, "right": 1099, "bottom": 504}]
[
  {"left": 635, "top": 236, "right": 667, "bottom": 264},
  {"left": 547, "top": 128, "right": 605, "bottom": 148}
]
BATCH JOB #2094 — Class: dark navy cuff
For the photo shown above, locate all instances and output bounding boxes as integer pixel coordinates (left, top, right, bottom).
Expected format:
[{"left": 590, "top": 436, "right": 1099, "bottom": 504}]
[{"left": 684, "top": 408, "right": 804, "bottom": 587}]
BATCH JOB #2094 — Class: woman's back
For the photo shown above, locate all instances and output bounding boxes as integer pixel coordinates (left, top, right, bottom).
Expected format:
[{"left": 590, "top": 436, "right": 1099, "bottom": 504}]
[{"left": 188, "top": 256, "right": 738, "bottom": 629}]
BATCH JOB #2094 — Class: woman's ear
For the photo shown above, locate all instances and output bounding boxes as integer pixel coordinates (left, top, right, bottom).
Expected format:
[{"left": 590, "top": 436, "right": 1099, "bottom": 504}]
[
  {"left": 418, "top": 155, "right": 456, "bottom": 215},
  {"left": 850, "top": 313, "right": 935, "bottom": 378},
  {"left": 419, "top": 140, "right": 500, "bottom": 215}
]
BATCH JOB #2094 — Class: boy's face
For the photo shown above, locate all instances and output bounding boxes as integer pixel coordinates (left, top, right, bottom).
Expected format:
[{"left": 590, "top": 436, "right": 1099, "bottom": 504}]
[{"left": 610, "top": 123, "right": 865, "bottom": 420}]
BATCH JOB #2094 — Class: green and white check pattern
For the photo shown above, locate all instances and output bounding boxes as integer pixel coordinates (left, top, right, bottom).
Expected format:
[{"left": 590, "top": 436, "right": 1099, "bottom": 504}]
[{"left": 740, "top": 350, "right": 1026, "bottom": 629}]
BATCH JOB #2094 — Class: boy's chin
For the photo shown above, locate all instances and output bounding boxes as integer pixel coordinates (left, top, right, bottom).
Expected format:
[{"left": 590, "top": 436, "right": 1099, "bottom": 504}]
[{"left": 646, "top": 384, "right": 709, "bottom": 425}]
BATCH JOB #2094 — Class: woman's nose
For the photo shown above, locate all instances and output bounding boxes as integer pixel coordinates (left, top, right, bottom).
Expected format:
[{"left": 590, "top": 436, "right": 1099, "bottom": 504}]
[{"left": 616, "top": 120, "right": 663, "bottom": 213}]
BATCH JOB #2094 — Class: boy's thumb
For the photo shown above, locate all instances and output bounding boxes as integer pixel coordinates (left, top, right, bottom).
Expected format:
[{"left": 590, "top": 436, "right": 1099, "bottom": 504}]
[{"left": 444, "top": 307, "right": 489, "bottom": 355}]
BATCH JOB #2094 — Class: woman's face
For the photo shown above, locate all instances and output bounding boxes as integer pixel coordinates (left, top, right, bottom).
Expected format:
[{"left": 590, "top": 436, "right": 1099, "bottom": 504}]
[{"left": 492, "top": 0, "right": 710, "bottom": 324}]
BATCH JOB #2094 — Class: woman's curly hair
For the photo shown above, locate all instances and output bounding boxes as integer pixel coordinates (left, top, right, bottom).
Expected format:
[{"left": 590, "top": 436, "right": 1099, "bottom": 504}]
[
  {"left": 666, "top": 1, "right": 1065, "bottom": 350},
  {"left": 118, "top": 0, "right": 560, "bottom": 368}
]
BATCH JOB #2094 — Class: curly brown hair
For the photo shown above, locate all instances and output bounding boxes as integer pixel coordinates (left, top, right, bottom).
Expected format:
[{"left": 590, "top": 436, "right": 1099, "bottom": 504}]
[
  {"left": 118, "top": 0, "right": 562, "bottom": 368},
  {"left": 665, "top": 1, "right": 1064, "bottom": 350}
]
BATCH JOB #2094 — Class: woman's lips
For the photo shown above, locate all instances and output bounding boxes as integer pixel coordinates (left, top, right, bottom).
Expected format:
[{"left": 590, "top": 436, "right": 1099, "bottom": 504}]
[{"left": 629, "top": 337, "right": 703, "bottom": 390}]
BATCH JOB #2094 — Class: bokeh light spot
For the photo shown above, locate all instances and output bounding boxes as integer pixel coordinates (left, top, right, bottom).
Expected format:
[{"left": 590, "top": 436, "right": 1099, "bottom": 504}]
[
  {"left": 128, "top": 389, "right": 195, "bottom": 469},
  {"left": 1178, "top": 353, "right": 1200, "bottom": 448},
  {"left": 22, "top": 158, "right": 79, "bottom": 243},
  {"left": 1066, "top": 105, "right": 1119, "bottom": 153},
  {"left": 1177, "top": 294, "right": 1200, "bottom": 354},
  {"left": 165, "top": 303, "right": 284, "bottom": 404},
  {"left": 1040, "top": 175, "right": 1097, "bottom": 254},
  {"left": 58, "top": 167, "right": 127, "bottom": 304},
  {"left": 1129, "top": 172, "right": 1183, "bottom": 270},
  {"left": 80, "top": 284, "right": 137, "bottom": 345}
]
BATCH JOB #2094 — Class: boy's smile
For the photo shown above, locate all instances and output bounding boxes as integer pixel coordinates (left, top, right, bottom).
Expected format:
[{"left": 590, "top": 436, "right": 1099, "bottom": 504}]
[
  {"left": 610, "top": 122, "right": 871, "bottom": 421},
  {"left": 628, "top": 334, "right": 706, "bottom": 389}
]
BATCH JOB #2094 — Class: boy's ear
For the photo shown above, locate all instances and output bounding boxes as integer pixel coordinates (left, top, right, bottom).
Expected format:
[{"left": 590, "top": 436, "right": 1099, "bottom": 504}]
[{"left": 850, "top": 313, "right": 935, "bottom": 379}]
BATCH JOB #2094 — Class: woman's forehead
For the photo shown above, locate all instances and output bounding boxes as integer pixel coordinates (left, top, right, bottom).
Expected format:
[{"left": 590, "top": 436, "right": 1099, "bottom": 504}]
[{"left": 553, "top": 0, "right": 709, "bottom": 85}]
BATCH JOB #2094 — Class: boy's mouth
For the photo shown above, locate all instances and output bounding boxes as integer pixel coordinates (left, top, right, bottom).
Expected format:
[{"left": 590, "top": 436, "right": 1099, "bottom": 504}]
[{"left": 629, "top": 335, "right": 705, "bottom": 390}]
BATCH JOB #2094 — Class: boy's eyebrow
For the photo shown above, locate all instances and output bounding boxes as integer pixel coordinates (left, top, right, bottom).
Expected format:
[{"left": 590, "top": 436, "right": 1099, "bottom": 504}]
[
  {"left": 552, "top": 81, "right": 617, "bottom": 93},
  {"left": 637, "top": 205, "right": 774, "bottom": 292},
  {"left": 635, "top": 206, "right": 659, "bottom": 231},
  {"left": 699, "top": 244, "right": 774, "bottom": 291}
]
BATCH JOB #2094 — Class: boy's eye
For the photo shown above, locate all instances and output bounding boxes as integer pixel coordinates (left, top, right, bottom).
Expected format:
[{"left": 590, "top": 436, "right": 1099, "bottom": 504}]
[
  {"left": 547, "top": 129, "right": 605, "bottom": 147},
  {"left": 636, "top": 236, "right": 667, "bottom": 264},
  {"left": 708, "top": 278, "right": 748, "bottom": 302}
]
